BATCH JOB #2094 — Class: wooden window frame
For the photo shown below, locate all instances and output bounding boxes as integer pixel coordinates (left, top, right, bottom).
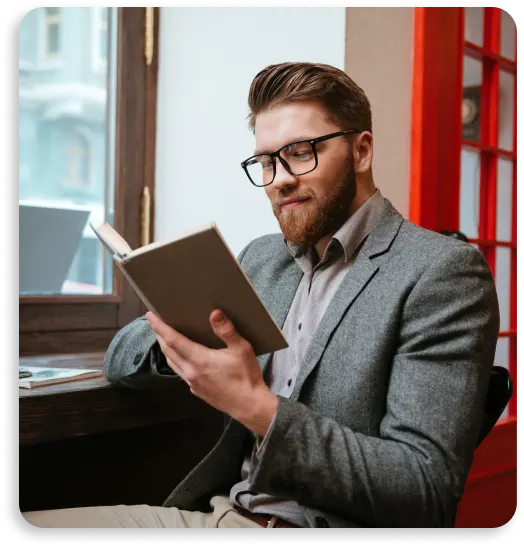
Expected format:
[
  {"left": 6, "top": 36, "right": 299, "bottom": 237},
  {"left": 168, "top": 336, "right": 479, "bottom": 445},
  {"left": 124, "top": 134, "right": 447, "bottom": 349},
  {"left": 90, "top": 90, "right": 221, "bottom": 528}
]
[{"left": 19, "top": 8, "right": 159, "bottom": 356}]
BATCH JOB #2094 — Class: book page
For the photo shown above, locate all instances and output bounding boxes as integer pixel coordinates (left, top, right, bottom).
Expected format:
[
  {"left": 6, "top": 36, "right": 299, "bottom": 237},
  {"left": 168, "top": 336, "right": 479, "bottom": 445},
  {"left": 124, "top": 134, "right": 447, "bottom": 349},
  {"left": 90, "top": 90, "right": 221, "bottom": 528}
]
[
  {"left": 90, "top": 222, "right": 133, "bottom": 257},
  {"left": 127, "top": 222, "right": 216, "bottom": 259}
]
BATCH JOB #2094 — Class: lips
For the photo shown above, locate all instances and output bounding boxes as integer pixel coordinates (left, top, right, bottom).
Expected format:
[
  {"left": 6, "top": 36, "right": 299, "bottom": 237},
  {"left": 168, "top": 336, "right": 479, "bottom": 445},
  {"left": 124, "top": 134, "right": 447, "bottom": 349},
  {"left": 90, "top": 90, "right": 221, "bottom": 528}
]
[{"left": 280, "top": 197, "right": 310, "bottom": 211}]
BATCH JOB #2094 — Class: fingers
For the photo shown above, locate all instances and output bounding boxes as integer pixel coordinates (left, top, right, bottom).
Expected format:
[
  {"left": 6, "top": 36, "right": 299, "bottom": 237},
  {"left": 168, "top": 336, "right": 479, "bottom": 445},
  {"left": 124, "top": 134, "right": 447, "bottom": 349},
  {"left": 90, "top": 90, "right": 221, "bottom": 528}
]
[
  {"left": 156, "top": 334, "right": 194, "bottom": 384},
  {"left": 209, "top": 309, "right": 250, "bottom": 351},
  {"left": 146, "top": 311, "right": 206, "bottom": 362}
]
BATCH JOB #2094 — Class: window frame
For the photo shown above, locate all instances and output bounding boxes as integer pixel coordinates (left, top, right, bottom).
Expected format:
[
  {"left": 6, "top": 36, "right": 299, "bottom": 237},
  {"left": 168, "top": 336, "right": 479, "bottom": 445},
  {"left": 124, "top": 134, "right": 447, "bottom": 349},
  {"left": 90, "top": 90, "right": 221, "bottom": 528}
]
[
  {"left": 461, "top": 9, "right": 516, "bottom": 421},
  {"left": 410, "top": 7, "right": 516, "bottom": 527},
  {"left": 19, "top": 8, "right": 159, "bottom": 356},
  {"left": 410, "top": 6, "right": 516, "bottom": 419}
]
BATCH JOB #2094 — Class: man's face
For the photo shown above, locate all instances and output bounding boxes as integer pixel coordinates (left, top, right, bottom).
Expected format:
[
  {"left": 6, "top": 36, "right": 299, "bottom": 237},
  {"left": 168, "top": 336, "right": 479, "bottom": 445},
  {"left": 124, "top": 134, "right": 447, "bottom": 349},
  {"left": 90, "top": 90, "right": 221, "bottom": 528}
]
[{"left": 254, "top": 100, "right": 356, "bottom": 247}]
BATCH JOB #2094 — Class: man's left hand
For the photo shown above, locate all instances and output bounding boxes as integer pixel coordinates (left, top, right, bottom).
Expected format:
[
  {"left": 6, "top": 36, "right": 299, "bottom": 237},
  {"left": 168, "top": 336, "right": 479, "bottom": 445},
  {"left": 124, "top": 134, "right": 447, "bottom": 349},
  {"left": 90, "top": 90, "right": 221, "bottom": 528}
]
[{"left": 146, "top": 310, "right": 278, "bottom": 437}]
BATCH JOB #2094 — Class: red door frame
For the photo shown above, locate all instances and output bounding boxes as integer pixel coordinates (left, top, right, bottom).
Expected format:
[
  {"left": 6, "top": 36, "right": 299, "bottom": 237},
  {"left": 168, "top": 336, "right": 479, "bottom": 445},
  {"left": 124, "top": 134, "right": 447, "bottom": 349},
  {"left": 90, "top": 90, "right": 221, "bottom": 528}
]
[{"left": 410, "top": 7, "right": 516, "bottom": 527}]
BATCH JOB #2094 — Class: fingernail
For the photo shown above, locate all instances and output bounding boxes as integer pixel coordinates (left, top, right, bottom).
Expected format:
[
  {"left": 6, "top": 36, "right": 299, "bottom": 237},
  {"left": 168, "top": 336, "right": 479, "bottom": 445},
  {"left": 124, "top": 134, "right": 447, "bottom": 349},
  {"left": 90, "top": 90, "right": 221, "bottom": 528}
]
[{"left": 215, "top": 311, "right": 225, "bottom": 323}]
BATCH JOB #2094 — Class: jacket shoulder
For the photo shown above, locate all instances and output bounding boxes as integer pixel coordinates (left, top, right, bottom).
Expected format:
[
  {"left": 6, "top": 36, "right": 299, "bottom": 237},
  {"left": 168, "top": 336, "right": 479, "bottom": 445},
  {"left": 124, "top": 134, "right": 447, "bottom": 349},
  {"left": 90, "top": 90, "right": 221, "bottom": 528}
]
[
  {"left": 395, "top": 219, "right": 481, "bottom": 263},
  {"left": 240, "top": 233, "right": 294, "bottom": 280}
]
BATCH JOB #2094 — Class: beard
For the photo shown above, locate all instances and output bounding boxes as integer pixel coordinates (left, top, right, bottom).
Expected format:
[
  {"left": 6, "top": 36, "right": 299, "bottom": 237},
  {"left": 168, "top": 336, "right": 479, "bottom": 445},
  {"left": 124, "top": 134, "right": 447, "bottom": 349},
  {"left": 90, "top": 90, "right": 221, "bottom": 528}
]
[{"left": 272, "top": 157, "right": 357, "bottom": 247}]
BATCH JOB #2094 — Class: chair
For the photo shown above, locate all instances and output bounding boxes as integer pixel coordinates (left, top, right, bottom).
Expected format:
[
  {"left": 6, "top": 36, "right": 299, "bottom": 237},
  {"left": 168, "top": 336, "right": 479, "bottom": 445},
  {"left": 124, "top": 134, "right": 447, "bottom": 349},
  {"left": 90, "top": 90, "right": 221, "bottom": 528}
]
[{"left": 476, "top": 366, "right": 513, "bottom": 447}]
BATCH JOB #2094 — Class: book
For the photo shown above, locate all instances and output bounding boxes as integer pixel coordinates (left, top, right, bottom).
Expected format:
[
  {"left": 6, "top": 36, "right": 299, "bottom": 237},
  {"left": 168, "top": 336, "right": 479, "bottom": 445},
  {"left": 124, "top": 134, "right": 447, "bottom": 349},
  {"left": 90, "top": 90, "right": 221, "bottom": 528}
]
[
  {"left": 19, "top": 366, "right": 103, "bottom": 389},
  {"left": 90, "top": 221, "right": 288, "bottom": 356}
]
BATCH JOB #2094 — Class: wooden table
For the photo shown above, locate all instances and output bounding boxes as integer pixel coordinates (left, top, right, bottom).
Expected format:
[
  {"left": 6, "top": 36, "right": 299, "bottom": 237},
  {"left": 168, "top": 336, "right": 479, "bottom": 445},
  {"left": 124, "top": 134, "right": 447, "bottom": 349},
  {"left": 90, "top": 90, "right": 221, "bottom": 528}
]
[
  {"left": 19, "top": 353, "right": 224, "bottom": 512},
  {"left": 19, "top": 353, "right": 220, "bottom": 446}
]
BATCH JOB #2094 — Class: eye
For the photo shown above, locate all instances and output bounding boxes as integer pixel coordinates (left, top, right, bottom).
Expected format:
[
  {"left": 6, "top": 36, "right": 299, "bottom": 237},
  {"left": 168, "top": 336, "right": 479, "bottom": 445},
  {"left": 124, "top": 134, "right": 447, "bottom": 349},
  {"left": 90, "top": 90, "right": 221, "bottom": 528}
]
[
  {"left": 286, "top": 142, "right": 313, "bottom": 161},
  {"left": 252, "top": 155, "right": 273, "bottom": 170}
]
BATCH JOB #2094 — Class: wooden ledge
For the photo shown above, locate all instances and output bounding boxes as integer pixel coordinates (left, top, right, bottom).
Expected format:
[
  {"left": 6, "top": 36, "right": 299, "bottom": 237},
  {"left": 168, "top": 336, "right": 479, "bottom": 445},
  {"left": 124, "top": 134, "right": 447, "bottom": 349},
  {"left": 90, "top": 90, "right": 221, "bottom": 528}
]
[
  {"left": 19, "top": 353, "right": 110, "bottom": 398},
  {"left": 19, "top": 353, "right": 219, "bottom": 446}
]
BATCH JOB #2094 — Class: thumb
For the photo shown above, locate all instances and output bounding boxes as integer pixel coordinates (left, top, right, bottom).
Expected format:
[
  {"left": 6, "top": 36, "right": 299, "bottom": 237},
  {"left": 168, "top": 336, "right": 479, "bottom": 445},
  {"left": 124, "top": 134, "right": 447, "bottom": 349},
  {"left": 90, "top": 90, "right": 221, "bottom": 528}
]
[{"left": 210, "top": 310, "right": 242, "bottom": 347}]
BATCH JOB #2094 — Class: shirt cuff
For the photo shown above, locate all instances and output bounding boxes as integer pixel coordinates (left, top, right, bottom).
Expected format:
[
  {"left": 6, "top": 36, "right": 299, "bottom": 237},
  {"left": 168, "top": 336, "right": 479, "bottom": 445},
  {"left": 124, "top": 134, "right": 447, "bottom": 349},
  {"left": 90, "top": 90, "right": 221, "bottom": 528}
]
[{"left": 255, "top": 410, "right": 278, "bottom": 457}]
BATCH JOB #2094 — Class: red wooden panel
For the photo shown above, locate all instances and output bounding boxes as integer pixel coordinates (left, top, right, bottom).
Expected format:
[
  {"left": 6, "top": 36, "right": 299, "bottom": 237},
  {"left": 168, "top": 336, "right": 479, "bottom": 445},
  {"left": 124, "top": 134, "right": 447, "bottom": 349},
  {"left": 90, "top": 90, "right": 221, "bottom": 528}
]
[
  {"left": 455, "top": 419, "right": 516, "bottom": 527},
  {"left": 410, "top": 7, "right": 462, "bottom": 232},
  {"left": 455, "top": 469, "right": 516, "bottom": 527}
]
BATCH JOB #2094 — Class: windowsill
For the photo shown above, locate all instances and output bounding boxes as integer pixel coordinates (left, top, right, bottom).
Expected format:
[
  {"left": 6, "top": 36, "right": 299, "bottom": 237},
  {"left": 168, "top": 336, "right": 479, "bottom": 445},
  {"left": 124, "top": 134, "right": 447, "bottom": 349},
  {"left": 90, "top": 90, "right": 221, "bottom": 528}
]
[{"left": 19, "top": 352, "right": 218, "bottom": 446}]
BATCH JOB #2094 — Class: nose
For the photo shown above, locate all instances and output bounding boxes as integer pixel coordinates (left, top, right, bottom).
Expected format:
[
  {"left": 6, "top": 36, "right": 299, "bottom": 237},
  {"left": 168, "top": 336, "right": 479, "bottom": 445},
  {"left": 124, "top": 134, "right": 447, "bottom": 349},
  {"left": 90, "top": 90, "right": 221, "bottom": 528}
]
[{"left": 272, "top": 156, "right": 298, "bottom": 191}]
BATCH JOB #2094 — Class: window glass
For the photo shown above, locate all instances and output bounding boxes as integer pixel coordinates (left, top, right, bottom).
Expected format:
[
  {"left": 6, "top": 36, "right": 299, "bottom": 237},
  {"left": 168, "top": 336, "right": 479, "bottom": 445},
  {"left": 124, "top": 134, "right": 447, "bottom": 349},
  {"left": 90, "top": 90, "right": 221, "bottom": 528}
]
[
  {"left": 19, "top": 7, "right": 117, "bottom": 295},
  {"left": 495, "top": 247, "right": 511, "bottom": 331},
  {"left": 498, "top": 70, "right": 515, "bottom": 151},
  {"left": 464, "top": 7, "right": 484, "bottom": 46},
  {"left": 500, "top": 10, "right": 516, "bottom": 60},
  {"left": 462, "top": 56, "right": 483, "bottom": 142},
  {"left": 496, "top": 159, "right": 513, "bottom": 242},
  {"left": 459, "top": 148, "right": 480, "bottom": 239}
]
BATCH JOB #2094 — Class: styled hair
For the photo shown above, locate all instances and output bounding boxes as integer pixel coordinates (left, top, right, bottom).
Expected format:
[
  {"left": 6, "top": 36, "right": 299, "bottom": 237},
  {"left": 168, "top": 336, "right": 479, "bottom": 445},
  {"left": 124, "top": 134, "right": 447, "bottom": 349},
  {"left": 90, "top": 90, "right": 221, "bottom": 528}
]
[{"left": 247, "top": 62, "right": 372, "bottom": 134}]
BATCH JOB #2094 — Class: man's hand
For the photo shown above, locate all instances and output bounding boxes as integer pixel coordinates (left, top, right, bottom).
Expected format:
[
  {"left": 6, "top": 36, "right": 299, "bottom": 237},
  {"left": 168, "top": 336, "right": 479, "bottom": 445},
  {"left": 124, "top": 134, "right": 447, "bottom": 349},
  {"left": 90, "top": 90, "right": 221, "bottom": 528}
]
[{"left": 146, "top": 310, "right": 278, "bottom": 437}]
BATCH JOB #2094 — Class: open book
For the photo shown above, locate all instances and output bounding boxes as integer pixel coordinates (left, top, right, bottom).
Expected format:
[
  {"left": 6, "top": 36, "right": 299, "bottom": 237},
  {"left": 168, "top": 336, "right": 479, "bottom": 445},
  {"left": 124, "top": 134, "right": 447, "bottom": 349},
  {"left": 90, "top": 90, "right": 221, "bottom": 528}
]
[{"left": 90, "top": 221, "right": 288, "bottom": 356}]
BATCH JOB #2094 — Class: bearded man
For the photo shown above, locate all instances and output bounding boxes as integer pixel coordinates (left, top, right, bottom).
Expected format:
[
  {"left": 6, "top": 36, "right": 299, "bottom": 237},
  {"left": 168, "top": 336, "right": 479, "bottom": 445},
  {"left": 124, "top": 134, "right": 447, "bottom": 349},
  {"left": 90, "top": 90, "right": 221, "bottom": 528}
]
[{"left": 24, "top": 62, "right": 499, "bottom": 528}]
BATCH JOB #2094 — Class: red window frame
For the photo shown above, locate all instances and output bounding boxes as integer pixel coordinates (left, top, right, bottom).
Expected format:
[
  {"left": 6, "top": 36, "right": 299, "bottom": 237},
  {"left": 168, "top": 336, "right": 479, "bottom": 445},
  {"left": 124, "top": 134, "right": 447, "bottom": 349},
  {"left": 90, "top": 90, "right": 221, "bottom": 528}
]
[
  {"left": 409, "top": 7, "right": 516, "bottom": 527},
  {"left": 461, "top": 8, "right": 517, "bottom": 419}
]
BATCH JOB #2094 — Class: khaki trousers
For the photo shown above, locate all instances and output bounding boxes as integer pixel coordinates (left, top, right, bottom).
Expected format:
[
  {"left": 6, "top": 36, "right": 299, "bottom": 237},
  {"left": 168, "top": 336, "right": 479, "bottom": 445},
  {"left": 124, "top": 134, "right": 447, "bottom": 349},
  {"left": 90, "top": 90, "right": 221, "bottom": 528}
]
[{"left": 23, "top": 495, "right": 268, "bottom": 528}]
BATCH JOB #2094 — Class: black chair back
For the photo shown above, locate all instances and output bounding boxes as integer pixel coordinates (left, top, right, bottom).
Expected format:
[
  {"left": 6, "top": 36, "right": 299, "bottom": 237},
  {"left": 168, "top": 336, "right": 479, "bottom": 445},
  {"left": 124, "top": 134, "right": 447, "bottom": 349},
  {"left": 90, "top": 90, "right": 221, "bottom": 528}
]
[{"left": 476, "top": 366, "right": 513, "bottom": 447}]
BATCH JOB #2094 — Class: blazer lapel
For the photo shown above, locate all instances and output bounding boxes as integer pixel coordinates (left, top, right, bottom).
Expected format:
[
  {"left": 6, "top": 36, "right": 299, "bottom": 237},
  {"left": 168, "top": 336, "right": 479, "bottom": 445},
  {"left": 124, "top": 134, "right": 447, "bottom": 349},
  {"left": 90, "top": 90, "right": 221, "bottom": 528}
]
[{"left": 290, "top": 199, "right": 404, "bottom": 401}]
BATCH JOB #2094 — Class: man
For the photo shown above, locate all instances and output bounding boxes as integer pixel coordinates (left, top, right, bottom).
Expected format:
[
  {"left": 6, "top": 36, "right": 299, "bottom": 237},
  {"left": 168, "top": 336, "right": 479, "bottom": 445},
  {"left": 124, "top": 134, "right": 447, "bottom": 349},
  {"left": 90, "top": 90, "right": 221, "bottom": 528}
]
[{"left": 24, "top": 62, "right": 499, "bottom": 528}]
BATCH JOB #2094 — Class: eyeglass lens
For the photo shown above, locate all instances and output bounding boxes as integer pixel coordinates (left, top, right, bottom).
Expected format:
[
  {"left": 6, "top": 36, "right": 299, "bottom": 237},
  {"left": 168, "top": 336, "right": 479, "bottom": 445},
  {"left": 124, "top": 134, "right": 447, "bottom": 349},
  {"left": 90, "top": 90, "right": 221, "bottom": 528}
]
[{"left": 245, "top": 141, "right": 316, "bottom": 186}]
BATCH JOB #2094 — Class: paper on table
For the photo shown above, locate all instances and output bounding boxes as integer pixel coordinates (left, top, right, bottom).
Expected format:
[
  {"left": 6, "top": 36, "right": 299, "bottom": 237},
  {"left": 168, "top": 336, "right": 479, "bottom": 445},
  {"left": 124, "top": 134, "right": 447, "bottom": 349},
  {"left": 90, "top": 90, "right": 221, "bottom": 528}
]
[{"left": 19, "top": 366, "right": 103, "bottom": 389}]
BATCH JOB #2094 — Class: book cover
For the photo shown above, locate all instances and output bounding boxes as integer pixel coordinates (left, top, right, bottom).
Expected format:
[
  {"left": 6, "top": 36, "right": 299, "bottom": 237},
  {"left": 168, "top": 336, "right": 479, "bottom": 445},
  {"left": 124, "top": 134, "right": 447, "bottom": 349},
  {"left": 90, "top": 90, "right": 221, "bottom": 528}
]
[{"left": 90, "top": 221, "right": 288, "bottom": 356}]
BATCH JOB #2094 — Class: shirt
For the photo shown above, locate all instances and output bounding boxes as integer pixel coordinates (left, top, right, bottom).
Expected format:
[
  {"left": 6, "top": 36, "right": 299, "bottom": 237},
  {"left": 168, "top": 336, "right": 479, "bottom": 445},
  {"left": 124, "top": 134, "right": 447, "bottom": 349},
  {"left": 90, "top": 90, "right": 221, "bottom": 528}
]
[{"left": 228, "top": 189, "right": 385, "bottom": 526}]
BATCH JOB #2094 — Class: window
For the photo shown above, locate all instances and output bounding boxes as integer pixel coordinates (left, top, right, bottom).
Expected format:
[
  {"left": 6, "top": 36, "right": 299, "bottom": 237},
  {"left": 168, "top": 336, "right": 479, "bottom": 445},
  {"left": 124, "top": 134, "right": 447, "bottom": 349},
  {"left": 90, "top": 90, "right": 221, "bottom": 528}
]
[
  {"left": 460, "top": 8, "right": 516, "bottom": 419},
  {"left": 93, "top": 7, "right": 109, "bottom": 72},
  {"left": 410, "top": 7, "right": 516, "bottom": 419},
  {"left": 44, "top": 7, "right": 61, "bottom": 58},
  {"left": 19, "top": 8, "right": 159, "bottom": 355},
  {"left": 64, "top": 130, "right": 91, "bottom": 188}
]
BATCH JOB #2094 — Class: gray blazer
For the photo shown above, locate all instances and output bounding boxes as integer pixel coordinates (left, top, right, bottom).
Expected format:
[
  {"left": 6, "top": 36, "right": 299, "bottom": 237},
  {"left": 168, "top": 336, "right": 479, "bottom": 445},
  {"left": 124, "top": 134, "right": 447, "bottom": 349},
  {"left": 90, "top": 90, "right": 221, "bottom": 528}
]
[{"left": 104, "top": 199, "right": 499, "bottom": 527}]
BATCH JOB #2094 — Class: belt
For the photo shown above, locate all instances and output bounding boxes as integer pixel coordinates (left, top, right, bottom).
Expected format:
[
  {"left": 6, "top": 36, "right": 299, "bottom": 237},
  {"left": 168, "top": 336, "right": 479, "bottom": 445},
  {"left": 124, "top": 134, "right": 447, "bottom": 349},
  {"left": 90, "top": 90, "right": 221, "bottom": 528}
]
[{"left": 235, "top": 506, "right": 300, "bottom": 528}]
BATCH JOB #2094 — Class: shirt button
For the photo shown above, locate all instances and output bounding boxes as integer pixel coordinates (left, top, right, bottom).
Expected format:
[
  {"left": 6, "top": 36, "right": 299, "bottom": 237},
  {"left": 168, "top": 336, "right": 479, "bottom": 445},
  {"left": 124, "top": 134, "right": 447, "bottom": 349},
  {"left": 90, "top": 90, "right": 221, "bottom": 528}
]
[
  {"left": 287, "top": 379, "right": 292, "bottom": 387},
  {"left": 298, "top": 323, "right": 302, "bottom": 331}
]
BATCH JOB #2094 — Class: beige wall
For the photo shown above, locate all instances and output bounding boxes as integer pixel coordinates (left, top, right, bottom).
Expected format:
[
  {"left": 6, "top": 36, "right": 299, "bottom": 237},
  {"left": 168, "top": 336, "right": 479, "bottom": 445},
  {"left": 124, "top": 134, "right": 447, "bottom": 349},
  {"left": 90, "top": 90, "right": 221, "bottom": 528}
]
[{"left": 345, "top": 7, "right": 414, "bottom": 217}]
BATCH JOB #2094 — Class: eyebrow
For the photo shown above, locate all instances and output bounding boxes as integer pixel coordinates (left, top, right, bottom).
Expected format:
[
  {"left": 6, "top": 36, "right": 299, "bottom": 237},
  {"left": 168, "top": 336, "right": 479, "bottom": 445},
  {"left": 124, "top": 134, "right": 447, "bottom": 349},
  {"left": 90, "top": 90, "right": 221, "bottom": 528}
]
[{"left": 253, "top": 135, "right": 314, "bottom": 156}]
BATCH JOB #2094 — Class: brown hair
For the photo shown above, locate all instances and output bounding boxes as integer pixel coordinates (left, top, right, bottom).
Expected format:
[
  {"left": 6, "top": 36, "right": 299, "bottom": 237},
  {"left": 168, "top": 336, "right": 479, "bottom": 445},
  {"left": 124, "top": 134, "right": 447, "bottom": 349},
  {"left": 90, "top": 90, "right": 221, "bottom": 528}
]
[{"left": 247, "top": 62, "right": 372, "bottom": 134}]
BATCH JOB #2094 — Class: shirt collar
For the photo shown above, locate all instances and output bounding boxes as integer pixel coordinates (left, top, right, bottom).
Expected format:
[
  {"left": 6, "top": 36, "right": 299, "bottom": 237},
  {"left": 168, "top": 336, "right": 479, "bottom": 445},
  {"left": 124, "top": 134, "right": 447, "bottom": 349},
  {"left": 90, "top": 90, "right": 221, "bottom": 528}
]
[{"left": 285, "top": 189, "right": 385, "bottom": 266}]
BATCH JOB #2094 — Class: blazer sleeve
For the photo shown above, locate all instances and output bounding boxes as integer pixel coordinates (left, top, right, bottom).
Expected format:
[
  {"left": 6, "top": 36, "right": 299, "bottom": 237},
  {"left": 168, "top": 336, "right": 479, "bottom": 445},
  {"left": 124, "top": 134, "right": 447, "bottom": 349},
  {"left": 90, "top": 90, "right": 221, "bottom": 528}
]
[
  {"left": 103, "top": 241, "right": 254, "bottom": 390},
  {"left": 247, "top": 244, "right": 500, "bottom": 527}
]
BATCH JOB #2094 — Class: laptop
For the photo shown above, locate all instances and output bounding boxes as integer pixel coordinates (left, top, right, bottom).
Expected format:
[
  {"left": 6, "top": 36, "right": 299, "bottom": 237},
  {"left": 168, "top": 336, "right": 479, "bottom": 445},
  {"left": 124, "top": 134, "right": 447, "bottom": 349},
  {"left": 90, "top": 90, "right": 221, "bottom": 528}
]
[{"left": 19, "top": 204, "right": 91, "bottom": 294}]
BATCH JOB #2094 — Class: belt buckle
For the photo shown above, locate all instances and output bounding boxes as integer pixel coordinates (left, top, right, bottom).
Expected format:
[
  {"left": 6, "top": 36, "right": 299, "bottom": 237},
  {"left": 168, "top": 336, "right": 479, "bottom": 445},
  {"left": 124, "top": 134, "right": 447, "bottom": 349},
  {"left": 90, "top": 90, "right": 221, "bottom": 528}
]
[{"left": 266, "top": 515, "right": 278, "bottom": 528}]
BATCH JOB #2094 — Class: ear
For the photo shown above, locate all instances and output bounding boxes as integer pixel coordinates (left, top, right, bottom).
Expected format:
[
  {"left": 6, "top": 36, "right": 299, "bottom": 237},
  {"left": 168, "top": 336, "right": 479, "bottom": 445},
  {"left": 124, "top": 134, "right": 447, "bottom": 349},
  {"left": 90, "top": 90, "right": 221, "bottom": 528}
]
[{"left": 353, "top": 131, "right": 373, "bottom": 175}]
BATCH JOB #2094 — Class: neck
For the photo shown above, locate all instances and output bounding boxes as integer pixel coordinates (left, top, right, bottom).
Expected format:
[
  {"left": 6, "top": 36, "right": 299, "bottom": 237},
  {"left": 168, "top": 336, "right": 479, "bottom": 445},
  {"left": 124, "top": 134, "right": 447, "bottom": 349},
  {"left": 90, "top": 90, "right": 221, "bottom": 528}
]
[{"left": 314, "top": 178, "right": 376, "bottom": 259}]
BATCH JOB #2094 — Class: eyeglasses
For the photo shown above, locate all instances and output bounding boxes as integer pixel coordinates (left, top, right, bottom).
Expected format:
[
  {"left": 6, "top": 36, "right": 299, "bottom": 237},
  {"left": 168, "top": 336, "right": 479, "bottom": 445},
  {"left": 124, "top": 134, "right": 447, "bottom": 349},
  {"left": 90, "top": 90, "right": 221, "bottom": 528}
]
[{"left": 240, "top": 129, "right": 359, "bottom": 187}]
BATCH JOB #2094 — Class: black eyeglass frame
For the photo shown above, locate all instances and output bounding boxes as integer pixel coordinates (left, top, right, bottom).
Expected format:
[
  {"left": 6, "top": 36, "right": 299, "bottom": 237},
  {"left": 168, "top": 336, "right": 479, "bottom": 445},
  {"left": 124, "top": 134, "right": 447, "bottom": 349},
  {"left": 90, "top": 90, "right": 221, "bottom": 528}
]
[{"left": 240, "top": 129, "right": 360, "bottom": 187}]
